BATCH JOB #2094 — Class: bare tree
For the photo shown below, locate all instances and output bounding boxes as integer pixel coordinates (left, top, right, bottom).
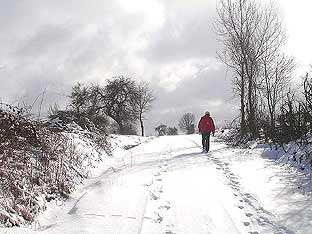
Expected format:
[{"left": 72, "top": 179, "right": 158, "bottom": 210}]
[
  {"left": 67, "top": 78, "right": 155, "bottom": 135},
  {"left": 133, "top": 82, "right": 155, "bottom": 136},
  {"left": 178, "top": 113, "right": 195, "bottom": 134},
  {"left": 51, "top": 83, "right": 108, "bottom": 132},
  {"left": 303, "top": 72, "right": 312, "bottom": 132},
  {"left": 70, "top": 83, "right": 90, "bottom": 118},
  {"left": 155, "top": 124, "right": 167, "bottom": 136},
  {"left": 216, "top": 0, "right": 288, "bottom": 138},
  {"left": 216, "top": 0, "right": 259, "bottom": 135},
  {"left": 260, "top": 54, "right": 295, "bottom": 139},
  {"left": 90, "top": 76, "right": 138, "bottom": 135},
  {"left": 167, "top": 126, "right": 178, "bottom": 135}
]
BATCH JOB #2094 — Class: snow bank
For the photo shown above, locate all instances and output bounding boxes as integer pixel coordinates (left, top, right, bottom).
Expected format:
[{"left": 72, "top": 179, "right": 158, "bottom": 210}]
[{"left": 0, "top": 115, "right": 150, "bottom": 228}]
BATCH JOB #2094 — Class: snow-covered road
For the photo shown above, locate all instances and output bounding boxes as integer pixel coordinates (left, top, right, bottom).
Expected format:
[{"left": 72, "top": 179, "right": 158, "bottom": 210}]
[{"left": 5, "top": 135, "right": 312, "bottom": 234}]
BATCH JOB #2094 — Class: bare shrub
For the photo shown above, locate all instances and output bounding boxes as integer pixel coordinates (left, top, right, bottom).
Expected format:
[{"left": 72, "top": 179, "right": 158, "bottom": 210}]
[{"left": 0, "top": 104, "right": 110, "bottom": 227}]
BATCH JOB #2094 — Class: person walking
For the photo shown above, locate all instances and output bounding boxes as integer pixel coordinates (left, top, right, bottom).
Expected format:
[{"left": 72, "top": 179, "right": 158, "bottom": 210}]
[{"left": 198, "top": 111, "right": 215, "bottom": 152}]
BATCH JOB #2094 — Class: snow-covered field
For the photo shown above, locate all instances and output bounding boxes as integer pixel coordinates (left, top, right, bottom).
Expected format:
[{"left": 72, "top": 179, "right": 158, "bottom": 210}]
[{"left": 3, "top": 134, "right": 312, "bottom": 234}]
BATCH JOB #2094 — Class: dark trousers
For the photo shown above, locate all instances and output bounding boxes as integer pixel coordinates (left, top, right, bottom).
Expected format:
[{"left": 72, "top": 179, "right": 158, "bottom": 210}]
[{"left": 201, "top": 132, "right": 211, "bottom": 152}]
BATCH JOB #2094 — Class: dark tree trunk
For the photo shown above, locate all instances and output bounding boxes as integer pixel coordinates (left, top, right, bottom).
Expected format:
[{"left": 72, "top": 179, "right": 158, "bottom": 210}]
[
  {"left": 140, "top": 114, "right": 144, "bottom": 137},
  {"left": 240, "top": 68, "right": 246, "bottom": 136},
  {"left": 247, "top": 74, "right": 257, "bottom": 137}
]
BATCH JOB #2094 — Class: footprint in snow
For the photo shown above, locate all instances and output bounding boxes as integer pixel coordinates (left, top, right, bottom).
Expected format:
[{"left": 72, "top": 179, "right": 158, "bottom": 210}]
[
  {"left": 238, "top": 205, "right": 244, "bottom": 209},
  {"left": 243, "top": 198, "right": 252, "bottom": 205},
  {"left": 159, "top": 205, "right": 170, "bottom": 210},
  {"left": 154, "top": 213, "right": 163, "bottom": 223},
  {"left": 243, "top": 222, "right": 250, "bottom": 226},
  {"left": 256, "top": 217, "right": 267, "bottom": 226},
  {"left": 143, "top": 182, "right": 152, "bottom": 187},
  {"left": 244, "top": 193, "right": 256, "bottom": 200},
  {"left": 232, "top": 181, "right": 240, "bottom": 185},
  {"left": 249, "top": 232, "right": 259, "bottom": 234},
  {"left": 164, "top": 230, "right": 175, "bottom": 234},
  {"left": 230, "top": 176, "right": 239, "bottom": 180},
  {"left": 246, "top": 213, "right": 253, "bottom": 217},
  {"left": 158, "top": 189, "right": 163, "bottom": 193},
  {"left": 154, "top": 185, "right": 163, "bottom": 193},
  {"left": 244, "top": 195, "right": 257, "bottom": 203},
  {"left": 150, "top": 191, "right": 160, "bottom": 200}
]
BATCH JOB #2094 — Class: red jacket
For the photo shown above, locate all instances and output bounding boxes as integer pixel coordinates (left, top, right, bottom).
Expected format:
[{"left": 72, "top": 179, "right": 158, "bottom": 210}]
[{"left": 198, "top": 115, "right": 215, "bottom": 134}]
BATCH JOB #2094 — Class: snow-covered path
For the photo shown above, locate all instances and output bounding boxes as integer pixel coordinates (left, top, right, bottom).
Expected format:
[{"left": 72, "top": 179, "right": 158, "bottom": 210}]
[{"left": 5, "top": 135, "right": 311, "bottom": 234}]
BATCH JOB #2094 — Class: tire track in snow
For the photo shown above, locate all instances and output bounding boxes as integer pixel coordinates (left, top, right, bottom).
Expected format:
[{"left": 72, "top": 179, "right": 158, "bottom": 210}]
[{"left": 137, "top": 192, "right": 149, "bottom": 234}]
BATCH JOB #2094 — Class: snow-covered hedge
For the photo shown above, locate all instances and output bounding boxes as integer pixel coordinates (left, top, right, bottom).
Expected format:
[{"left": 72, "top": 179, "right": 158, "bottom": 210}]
[
  {"left": 263, "top": 138, "right": 312, "bottom": 171},
  {"left": 0, "top": 105, "right": 111, "bottom": 227}
]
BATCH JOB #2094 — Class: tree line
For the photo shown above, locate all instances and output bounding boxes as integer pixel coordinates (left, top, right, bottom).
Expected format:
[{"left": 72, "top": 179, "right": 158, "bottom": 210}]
[
  {"left": 154, "top": 112, "right": 196, "bottom": 136},
  {"left": 215, "top": 0, "right": 312, "bottom": 145},
  {"left": 50, "top": 76, "right": 155, "bottom": 136}
]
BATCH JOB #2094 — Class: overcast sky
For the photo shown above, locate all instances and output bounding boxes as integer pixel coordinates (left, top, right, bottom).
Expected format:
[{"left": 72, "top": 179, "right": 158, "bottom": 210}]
[{"left": 0, "top": 0, "right": 311, "bottom": 135}]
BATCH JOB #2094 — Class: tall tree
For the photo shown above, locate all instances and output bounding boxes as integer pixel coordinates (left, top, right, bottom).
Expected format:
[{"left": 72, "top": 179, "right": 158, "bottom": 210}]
[
  {"left": 216, "top": 0, "right": 258, "bottom": 135},
  {"left": 133, "top": 82, "right": 155, "bottom": 136},
  {"left": 90, "top": 76, "right": 138, "bottom": 134},
  {"left": 216, "top": 0, "right": 288, "bottom": 138},
  {"left": 260, "top": 54, "right": 295, "bottom": 139},
  {"left": 303, "top": 73, "right": 312, "bottom": 132}
]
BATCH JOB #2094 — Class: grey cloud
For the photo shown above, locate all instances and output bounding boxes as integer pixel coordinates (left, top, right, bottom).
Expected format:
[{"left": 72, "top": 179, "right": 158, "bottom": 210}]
[
  {"left": 145, "top": 67, "right": 238, "bottom": 135},
  {"left": 141, "top": 0, "right": 217, "bottom": 63},
  {"left": 13, "top": 24, "right": 76, "bottom": 58},
  {"left": 0, "top": 0, "right": 237, "bottom": 135},
  {"left": 0, "top": 1, "right": 136, "bottom": 99}
]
